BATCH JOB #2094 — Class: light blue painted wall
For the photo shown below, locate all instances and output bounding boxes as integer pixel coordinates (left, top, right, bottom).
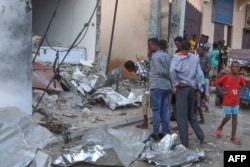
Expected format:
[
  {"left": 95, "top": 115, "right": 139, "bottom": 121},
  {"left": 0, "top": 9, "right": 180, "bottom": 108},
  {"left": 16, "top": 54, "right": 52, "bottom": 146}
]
[
  {"left": 0, "top": 0, "right": 32, "bottom": 114},
  {"left": 148, "top": 0, "right": 161, "bottom": 38}
]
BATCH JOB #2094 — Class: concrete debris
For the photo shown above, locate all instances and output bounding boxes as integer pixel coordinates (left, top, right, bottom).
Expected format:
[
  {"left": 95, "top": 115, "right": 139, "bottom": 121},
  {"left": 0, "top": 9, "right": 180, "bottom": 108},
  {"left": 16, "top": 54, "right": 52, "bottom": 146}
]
[
  {"left": 32, "top": 35, "right": 42, "bottom": 62},
  {"left": 80, "top": 59, "right": 93, "bottom": 67},
  {"left": 32, "top": 60, "right": 144, "bottom": 134}
]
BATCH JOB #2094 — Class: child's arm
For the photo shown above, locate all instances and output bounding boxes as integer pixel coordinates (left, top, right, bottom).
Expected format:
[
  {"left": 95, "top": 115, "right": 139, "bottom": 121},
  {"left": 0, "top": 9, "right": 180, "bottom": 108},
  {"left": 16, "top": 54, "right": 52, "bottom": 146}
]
[
  {"left": 239, "top": 76, "right": 246, "bottom": 94},
  {"left": 214, "top": 75, "right": 229, "bottom": 95}
]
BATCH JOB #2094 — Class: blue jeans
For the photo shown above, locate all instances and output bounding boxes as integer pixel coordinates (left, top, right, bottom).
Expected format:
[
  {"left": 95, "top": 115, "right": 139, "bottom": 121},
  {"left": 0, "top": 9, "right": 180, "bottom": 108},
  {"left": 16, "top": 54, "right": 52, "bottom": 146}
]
[{"left": 151, "top": 88, "right": 170, "bottom": 136}]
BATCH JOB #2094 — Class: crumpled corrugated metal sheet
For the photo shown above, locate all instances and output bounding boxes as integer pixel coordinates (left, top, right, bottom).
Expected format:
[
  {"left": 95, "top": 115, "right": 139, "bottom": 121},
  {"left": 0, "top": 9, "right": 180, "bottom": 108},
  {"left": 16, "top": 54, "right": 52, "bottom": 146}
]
[
  {"left": 91, "top": 87, "right": 140, "bottom": 110},
  {"left": 140, "top": 133, "right": 205, "bottom": 166},
  {"left": 32, "top": 62, "right": 63, "bottom": 91},
  {"left": 53, "top": 127, "right": 150, "bottom": 167},
  {"left": 0, "top": 107, "right": 56, "bottom": 167}
]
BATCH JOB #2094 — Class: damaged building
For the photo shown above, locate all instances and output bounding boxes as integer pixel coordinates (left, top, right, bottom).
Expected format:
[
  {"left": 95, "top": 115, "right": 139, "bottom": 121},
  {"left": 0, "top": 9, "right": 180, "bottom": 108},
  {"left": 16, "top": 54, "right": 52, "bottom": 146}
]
[{"left": 1, "top": 0, "right": 250, "bottom": 167}]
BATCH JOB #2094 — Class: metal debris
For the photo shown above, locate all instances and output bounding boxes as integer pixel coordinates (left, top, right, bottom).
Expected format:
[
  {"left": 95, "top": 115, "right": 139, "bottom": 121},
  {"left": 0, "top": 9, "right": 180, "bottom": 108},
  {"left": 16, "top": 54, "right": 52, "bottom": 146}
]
[
  {"left": 32, "top": 62, "right": 63, "bottom": 91},
  {"left": 91, "top": 87, "right": 140, "bottom": 110},
  {"left": 0, "top": 107, "right": 55, "bottom": 167},
  {"left": 140, "top": 133, "right": 205, "bottom": 166},
  {"left": 53, "top": 127, "right": 150, "bottom": 167}
]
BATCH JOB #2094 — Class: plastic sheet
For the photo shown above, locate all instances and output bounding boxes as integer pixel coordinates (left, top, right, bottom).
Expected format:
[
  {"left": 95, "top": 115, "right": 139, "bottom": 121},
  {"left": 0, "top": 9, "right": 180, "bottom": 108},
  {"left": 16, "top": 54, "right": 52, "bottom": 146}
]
[
  {"left": 140, "top": 133, "right": 205, "bottom": 166},
  {"left": 0, "top": 107, "right": 56, "bottom": 167},
  {"left": 53, "top": 127, "right": 150, "bottom": 167}
]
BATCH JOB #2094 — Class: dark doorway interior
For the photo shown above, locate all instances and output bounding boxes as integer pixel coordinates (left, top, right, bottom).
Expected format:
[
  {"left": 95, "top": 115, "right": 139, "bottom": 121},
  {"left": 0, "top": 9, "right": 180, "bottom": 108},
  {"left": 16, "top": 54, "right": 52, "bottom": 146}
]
[
  {"left": 242, "top": 29, "right": 250, "bottom": 49},
  {"left": 184, "top": 1, "right": 201, "bottom": 41},
  {"left": 214, "top": 23, "right": 224, "bottom": 42},
  {"left": 227, "top": 26, "right": 232, "bottom": 47}
]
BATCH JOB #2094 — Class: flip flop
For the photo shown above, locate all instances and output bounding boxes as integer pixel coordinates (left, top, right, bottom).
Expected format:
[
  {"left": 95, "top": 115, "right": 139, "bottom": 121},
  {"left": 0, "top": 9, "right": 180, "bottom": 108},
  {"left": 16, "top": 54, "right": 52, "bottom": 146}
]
[
  {"left": 231, "top": 138, "right": 241, "bottom": 145},
  {"left": 216, "top": 128, "right": 222, "bottom": 138}
]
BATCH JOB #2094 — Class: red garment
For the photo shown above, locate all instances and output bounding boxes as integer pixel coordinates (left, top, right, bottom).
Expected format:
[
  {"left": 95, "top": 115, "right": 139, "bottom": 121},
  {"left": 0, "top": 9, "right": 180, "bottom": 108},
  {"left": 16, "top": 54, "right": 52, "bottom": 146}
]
[{"left": 214, "top": 74, "right": 246, "bottom": 106}]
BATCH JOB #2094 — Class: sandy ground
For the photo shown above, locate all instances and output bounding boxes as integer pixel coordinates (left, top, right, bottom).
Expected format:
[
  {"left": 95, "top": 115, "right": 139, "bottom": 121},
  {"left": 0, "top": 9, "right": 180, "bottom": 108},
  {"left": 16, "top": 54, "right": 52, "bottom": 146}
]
[{"left": 44, "top": 92, "right": 250, "bottom": 167}]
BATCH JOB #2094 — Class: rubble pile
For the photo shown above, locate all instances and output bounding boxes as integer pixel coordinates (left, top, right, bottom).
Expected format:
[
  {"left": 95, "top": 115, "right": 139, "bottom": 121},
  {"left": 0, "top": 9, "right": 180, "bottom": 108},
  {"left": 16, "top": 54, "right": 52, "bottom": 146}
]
[{"left": 32, "top": 61, "right": 144, "bottom": 134}]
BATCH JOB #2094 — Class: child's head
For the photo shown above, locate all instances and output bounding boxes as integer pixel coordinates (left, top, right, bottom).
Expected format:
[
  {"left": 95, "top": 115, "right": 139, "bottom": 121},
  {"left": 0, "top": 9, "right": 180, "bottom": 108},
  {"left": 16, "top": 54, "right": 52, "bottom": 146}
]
[
  {"left": 124, "top": 60, "right": 136, "bottom": 72},
  {"left": 197, "top": 46, "right": 205, "bottom": 56},
  {"left": 230, "top": 61, "right": 240, "bottom": 75}
]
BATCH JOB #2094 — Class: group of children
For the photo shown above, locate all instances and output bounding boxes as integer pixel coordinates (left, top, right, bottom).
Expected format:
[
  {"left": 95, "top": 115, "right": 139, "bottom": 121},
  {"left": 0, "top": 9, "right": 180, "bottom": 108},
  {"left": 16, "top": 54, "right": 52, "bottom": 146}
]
[{"left": 124, "top": 37, "right": 246, "bottom": 146}]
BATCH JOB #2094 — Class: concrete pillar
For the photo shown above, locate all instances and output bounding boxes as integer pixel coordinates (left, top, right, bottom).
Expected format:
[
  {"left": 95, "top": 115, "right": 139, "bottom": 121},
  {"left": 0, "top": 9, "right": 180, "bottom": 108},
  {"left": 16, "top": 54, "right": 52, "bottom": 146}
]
[
  {"left": 148, "top": 0, "right": 161, "bottom": 38},
  {"left": 168, "top": 0, "right": 186, "bottom": 55},
  {"left": 0, "top": 0, "right": 32, "bottom": 114}
]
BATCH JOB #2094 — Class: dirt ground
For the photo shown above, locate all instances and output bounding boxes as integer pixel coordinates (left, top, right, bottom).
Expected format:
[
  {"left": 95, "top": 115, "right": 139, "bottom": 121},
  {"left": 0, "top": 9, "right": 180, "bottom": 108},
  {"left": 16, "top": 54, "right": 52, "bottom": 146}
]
[{"left": 44, "top": 91, "right": 250, "bottom": 167}]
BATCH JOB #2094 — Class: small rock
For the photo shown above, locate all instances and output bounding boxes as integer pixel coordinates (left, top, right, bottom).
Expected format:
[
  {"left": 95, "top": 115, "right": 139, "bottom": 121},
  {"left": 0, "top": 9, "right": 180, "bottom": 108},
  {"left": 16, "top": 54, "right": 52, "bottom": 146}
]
[{"left": 81, "top": 107, "right": 93, "bottom": 117}]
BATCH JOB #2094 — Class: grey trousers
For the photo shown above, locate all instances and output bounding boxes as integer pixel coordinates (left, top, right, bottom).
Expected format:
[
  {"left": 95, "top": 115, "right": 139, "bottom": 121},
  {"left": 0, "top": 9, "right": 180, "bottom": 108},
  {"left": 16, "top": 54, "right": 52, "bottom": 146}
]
[{"left": 176, "top": 86, "right": 205, "bottom": 147}]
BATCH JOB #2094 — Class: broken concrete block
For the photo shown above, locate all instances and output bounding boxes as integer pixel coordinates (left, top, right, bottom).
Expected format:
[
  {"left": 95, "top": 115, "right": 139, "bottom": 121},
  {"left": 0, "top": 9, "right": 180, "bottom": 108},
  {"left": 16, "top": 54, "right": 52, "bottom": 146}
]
[
  {"left": 42, "top": 94, "right": 58, "bottom": 104},
  {"left": 32, "top": 112, "right": 47, "bottom": 125},
  {"left": 79, "top": 59, "right": 93, "bottom": 67},
  {"left": 81, "top": 107, "right": 93, "bottom": 117}
]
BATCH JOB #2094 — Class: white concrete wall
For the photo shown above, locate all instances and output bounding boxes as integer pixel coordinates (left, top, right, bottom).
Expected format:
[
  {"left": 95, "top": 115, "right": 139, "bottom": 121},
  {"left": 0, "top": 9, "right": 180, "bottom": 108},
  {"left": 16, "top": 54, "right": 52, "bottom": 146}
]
[
  {"left": 188, "top": 0, "right": 202, "bottom": 11},
  {"left": 32, "top": 0, "right": 97, "bottom": 62},
  {"left": 0, "top": 0, "right": 32, "bottom": 114},
  {"left": 100, "top": 0, "right": 150, "bottom": 78},
  {"left": 201, "top": 1, "right": 214, "bottom": 43},
  {"left": 231, "top": 5, "right": 246, "bottom": 48}
]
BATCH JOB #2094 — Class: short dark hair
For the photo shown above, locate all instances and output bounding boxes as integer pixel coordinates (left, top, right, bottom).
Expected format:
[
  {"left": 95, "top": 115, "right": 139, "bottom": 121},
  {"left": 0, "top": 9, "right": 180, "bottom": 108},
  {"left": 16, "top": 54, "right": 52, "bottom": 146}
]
[
  {"left": 159, "top": 39, "right": 168, "bottom": 50},
  {"left": 212, "top": 42, "right": 219, "bottom": 48},
  {"left": 148, "top": 37, "right": 159, "bottom": 45},
  {"left": 124, "top": 60, "right": 135, "bottom": 70},
  {"left": 181, "top": 40, "right": 190, "bottom": 51},
  {"left": 197, "top": 45, "right": 206, "bottom": 50},
  {"left": 174, "top": 36, "right": 183, "bottom": 42},
  {"left": 231, "top": 61, "right": 239, "bottom": 66}
]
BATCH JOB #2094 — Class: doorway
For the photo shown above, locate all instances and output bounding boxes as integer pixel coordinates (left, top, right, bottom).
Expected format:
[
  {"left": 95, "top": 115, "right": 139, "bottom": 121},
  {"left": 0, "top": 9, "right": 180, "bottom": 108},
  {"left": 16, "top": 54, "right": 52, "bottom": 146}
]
[{"left": 242, "top": 29, "right": 250, "bottom": 49}]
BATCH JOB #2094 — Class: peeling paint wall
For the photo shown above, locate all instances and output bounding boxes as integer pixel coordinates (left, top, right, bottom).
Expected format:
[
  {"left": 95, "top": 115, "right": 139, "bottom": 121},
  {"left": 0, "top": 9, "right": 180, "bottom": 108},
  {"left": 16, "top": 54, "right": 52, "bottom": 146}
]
[
  {"left": 32, "top": 0, "right": 97, "bottom": 62},
  {"left": 148, "top": 0, "right": 161, "bottom": 38},
  {"left": 160, "top": 0, "right": 170, "bottom": 41},
  {"left": 100, "top": 0, "right": 150, "bottom": 79},
  {"left": 168, "top": 0, "right": 186, "bottom": 55},
  {"left": 0, "top": 0, "right": 32, "bottom": 114}
]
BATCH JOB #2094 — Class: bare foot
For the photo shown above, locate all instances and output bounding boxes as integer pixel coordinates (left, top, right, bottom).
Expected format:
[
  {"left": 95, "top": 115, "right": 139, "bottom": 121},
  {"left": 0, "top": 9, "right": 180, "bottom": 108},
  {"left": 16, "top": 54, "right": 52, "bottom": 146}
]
[{"left": 188, "top": 128, "right": 193, "bottom": 135}]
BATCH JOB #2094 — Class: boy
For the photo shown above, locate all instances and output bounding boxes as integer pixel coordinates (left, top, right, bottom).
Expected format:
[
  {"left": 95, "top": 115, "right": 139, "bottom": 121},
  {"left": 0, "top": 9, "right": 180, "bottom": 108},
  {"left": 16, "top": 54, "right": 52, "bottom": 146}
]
[
  {"left": 124, "top": 58, "right": 150, "bottom": 129},
  {"left": 148, "top": 37, "right": 172, "bottom": 141},
  {"left": 214, "top": 61, "right": 246, "bottom": 145}
]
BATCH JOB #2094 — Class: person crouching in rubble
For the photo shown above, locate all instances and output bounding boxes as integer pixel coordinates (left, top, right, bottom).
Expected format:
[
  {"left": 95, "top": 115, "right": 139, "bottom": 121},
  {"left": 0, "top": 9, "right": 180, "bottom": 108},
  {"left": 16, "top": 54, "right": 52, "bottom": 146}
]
[
  {"left": 124, "top": 54, "right": 151, "bottom": 129},
  {"left": 148, "top": 37, "right": 172, "bottom": 141}
]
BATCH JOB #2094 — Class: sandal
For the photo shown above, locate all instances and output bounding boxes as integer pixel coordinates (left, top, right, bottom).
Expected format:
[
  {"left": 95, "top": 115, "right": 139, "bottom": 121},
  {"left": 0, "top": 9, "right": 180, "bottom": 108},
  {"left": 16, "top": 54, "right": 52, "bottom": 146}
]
[
  {"left": 216, "top": 128, "right": 222, "bottom": 138},
  {"left": 231, "top": 138, "right": 241, "bottom": 145}
]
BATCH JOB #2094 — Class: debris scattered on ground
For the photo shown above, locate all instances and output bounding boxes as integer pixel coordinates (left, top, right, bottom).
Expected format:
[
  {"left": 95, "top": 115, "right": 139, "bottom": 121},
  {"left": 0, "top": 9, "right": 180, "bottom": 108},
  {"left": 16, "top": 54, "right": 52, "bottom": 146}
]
[{"left": 32, "top": 60, "right": 144, "bottom": 134}]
